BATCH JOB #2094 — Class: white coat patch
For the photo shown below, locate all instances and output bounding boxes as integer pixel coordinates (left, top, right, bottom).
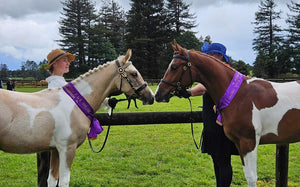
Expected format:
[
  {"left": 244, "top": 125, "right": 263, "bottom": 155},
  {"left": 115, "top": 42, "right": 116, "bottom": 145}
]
[
  {"left": 249, "top": 80, "right": 300, "bottom": 136},
  {"left": 74, "top": 79, "right": 93, "bottom": 96},
  {"left": 49, "top": 91, "right": 76, "bottom": 147},
  {"left": 18, "top": 103, "right": 47, "bottom": 128}
]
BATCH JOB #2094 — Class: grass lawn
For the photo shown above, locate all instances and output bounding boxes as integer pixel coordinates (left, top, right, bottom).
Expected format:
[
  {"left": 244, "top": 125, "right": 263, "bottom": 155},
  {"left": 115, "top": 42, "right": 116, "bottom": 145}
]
[{"left": 1, "top": 86, "right": 300, "bottom": 186}]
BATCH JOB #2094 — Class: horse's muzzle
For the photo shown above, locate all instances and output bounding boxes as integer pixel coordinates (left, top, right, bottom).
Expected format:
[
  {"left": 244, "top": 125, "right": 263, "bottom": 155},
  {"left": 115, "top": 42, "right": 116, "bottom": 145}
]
[
  {"left": 143, "top": 95, "right": 154, "bottom": 105},
  {"left": 155, "top": 90, "right": 171, "bottom": 103},
  {"left": 138, "top": 88, "right": 154, "bottom": 105}
]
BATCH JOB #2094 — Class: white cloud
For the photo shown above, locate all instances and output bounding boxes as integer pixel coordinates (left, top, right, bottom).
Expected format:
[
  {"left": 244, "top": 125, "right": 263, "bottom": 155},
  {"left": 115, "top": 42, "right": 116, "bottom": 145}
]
[
  {"left": 190, "top": 3, "right": 258, "bottom": 63},
  {"left": 188, "top": 0, "right": 289, "bottom": 64},
  {"left": 0, "top": 12, "right": 60, "bottom": 64},
  {"left": 0, "top": 0, "right": 61, "bottom": 18}
]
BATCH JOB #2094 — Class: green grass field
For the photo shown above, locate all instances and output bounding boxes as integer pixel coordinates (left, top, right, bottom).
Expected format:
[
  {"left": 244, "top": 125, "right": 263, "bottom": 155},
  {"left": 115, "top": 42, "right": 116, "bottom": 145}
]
[{"left": 1, "top": 86, "right": 300, "bottom": 186}]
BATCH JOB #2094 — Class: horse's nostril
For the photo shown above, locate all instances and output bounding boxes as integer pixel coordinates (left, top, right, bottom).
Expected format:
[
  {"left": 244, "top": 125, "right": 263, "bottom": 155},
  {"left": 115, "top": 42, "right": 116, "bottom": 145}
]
[
  {"left": 150, "top": 97, "right": 154, "bottom": 104},
  {"left": 155, "top": 94, "right": 160, "bottom": 102}
]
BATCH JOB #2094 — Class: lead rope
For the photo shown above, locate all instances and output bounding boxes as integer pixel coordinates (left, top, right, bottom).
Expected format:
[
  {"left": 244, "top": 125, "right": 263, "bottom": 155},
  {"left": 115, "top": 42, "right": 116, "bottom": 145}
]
[
  {"left": 187, "top": 97, "right": 201, "bottom": 150},
  {"left": 88, "top": 96, "right": 137, "bottom": 153},
  {"left": 88, "top": 109, "right": 113, "bottom": 153}
]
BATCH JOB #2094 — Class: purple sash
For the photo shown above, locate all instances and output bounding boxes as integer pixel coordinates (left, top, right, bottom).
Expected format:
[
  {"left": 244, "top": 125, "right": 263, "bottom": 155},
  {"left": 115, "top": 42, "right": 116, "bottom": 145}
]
[
  {"left": 63, "top": 82, "right": 103, "bottom": 140},
  {"left": 216, "top": 71, "right": 244, "bottom": 124}
]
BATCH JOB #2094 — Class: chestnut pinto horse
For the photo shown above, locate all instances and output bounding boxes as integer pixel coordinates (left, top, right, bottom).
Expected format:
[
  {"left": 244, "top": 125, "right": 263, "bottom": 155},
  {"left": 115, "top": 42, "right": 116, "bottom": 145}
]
[
  {"left": 0, "top": 49, "right": 154, "bottom": 187},
  {"left": 155, "top": 42, "right": 300, "bottom": 187}
]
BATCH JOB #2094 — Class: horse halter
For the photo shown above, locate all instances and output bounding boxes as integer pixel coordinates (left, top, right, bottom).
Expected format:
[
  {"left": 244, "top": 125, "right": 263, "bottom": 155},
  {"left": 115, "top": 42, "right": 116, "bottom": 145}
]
[
  {"left": 161, "top": 50, "right": 193, "bottom": 95},
  {"left": 115, "top": 60, "right": 148, "bottom": 96}
]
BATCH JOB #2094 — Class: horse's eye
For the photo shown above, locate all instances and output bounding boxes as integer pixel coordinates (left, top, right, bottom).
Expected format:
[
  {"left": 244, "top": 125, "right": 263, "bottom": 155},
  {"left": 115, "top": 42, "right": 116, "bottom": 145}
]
[
  {"left": 131, "top": 72, "right": 138, "bottom": 77},
  {"left": 171, "top": 65, "right": 177, "bottom": 71}
]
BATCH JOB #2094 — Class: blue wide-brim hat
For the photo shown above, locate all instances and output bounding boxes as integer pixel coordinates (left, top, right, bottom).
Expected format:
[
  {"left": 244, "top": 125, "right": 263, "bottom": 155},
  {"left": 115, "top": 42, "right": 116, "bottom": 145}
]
[{"left": 205, "top": 43, "right": 229, "bottom": 63}]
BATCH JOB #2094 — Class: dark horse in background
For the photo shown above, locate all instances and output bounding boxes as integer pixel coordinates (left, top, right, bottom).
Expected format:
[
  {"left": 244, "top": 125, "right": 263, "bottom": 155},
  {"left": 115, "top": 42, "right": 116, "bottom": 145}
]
[{"left": 155, "top": 41, "right": 300, "bottom": 187}]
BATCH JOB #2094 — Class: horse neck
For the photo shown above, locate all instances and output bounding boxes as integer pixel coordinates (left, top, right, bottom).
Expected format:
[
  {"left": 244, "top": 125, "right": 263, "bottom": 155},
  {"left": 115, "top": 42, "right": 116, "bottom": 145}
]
[
  {"left": 71, "top": 62, "right": 118, "bottom": 111},
  {"left": 192, "top": 53, "right": 235, "bottom": 104}
]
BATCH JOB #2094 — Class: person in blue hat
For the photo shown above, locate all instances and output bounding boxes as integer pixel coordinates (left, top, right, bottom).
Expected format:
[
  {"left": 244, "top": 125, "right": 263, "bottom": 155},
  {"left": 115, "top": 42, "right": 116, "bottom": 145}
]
[
  {"left": 204, "top": 43, "right": 229, "bottom": 63},
  {"left": 189, "top": 39, "right": 239, "bottom": 187}
]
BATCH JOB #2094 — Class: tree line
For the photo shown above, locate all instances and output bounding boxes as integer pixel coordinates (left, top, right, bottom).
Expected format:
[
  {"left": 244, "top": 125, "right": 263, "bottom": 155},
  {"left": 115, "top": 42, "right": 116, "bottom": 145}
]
[
  {"left": 252, "top": 0, "right": 300, "bottom": 78},
  {"left": 0, "top": 0, "right": 299, "bottom": 80}
]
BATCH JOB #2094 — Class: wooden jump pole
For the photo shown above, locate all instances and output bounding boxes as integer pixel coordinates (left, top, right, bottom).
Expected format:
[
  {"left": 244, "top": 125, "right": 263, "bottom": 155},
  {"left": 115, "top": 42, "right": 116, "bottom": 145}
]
[{"left": 95, "top": 111, "right": 202, "bottom": 125}]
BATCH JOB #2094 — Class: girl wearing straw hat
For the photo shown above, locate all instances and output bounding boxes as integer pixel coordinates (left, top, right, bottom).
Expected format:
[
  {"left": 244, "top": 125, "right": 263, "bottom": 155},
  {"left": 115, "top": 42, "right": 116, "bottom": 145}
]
[{"left": 37, "top": 48, "right": 75, "bottom": 187}]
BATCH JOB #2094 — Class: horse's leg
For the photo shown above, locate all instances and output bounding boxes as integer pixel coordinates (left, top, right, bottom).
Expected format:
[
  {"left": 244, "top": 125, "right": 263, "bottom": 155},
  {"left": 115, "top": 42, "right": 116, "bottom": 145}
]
[
  {"left": 37, "top": 151, "right": 51, "bottom": 187},
  {"left": 48, "top": 149, "right": 59, "bottom": 187},
  {"left": 57, "top": 144, "right": 77, "bottom": 187},
  {"left": 240, "top": 137, "right": 260, "bottom": 187}
]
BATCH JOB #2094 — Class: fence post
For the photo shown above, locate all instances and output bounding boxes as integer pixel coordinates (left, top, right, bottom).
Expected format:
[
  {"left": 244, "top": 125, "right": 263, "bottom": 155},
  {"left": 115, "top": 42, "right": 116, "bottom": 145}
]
[{"left": 276, "top": 144, "right": 289, "bottom": 187}]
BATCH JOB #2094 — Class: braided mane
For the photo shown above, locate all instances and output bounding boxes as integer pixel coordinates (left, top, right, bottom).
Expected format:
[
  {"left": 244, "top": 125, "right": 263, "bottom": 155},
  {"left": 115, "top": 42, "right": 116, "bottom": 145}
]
[{"left": 72, "top": 55, "right": 128, "bottom": 83}]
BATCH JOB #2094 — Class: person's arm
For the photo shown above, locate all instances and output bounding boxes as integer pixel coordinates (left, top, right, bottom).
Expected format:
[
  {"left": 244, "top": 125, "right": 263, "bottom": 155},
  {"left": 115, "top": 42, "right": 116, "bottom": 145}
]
[{"left": 190, "top": 83, "right": 206, "bottom": 96}]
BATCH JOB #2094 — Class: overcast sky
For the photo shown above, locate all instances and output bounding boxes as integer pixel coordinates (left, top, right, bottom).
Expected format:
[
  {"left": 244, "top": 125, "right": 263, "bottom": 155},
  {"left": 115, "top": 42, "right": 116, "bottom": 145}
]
[{"left": 0, "top": 0, "right": 290, "bottom": 70}]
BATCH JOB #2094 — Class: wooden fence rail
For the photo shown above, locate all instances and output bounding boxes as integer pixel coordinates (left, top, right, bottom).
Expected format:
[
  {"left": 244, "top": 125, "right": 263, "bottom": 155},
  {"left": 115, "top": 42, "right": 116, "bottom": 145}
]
[
  {"left": 95, "top": 111, "right": 202, "bottom": 125},
  {"left": 95, "top": 111, "right": 288, "bottom": 187}
]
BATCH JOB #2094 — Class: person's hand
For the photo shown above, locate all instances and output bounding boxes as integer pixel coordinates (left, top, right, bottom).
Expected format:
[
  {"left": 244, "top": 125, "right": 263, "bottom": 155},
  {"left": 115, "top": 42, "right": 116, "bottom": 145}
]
[
  {"left": 190, "top": 83, "right": 206, "bottom": 96},
  {"left": 175, "top": 89, "right": 191, "bottom": 98}
]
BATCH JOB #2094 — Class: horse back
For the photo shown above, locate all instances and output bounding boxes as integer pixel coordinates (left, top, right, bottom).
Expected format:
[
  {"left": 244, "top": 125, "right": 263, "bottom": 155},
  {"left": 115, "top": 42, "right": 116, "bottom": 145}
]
[
  {"left": 0, "top": 88, "right": 81, "bottom": 153},
  {"left": 224, "top": 78, "right": 300, "bottom": 145}
]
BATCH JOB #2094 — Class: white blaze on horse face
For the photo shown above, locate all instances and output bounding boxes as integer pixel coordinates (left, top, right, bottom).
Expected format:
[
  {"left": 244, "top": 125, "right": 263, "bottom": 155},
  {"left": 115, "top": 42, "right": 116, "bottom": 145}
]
[{"left": 248, "top": 78, "right": 300, "bottom": 136}]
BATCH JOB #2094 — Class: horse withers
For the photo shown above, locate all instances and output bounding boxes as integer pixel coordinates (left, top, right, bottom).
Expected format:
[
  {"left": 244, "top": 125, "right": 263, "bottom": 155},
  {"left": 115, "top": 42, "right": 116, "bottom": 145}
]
[
  {"left": 0, "top": 49, "right": 154, "bottom": 187},
  {"left": 155, "top": 41, "right": 300, "bottom": 187}
]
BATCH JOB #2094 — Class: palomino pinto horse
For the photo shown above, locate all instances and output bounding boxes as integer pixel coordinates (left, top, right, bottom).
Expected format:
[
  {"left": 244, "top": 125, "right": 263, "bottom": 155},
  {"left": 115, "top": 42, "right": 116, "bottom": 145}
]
[
  {"left": 155, "top": 42, "right": 300, "bottom": 187},
  {"left": 0, "top": 49, "right": 154, "bottom": 187}
]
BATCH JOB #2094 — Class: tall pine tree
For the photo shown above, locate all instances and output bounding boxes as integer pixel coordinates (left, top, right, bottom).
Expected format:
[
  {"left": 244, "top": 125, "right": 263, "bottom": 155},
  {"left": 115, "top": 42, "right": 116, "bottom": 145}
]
[
  {"left": 166, "top": 0, "right": 196, "bottom": 36},
  {"left": 252, "top": 0, "right": 283, "bottom": 78},
  {"left": 126, "top": 0, "right": 169, "bottom": 78},
  {"left": 125, "top": 0, "right": 197, "bottom": 78},
  {"left": 57, "top": 0, "right": 117, "bottom": 77},
  {"left": 58, "top": 0, "right": 98, "bottom": 77},
  {"left": 99, "top": 0, "right": 126, "bottom": 55},
  {"left": 87, "top": 22, "right": 117, "bottom": 67},
  {"left": 286, "top": 1, "right": 300, "bottom": 73}
]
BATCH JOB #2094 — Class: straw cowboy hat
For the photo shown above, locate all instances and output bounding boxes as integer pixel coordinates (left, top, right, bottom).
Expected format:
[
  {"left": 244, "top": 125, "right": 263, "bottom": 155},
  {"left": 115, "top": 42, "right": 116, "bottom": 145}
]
[{"left": 45, "top": 49, "right": 75, "bottom": 70}]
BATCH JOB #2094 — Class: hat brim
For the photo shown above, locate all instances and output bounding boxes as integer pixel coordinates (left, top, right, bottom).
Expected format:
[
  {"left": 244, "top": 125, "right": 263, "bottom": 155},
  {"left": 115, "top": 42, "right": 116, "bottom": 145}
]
[
  {"left": 205, "top": 49, "right": 229, "bottom": 63},
  {"left": 45, "top": 52, "right": 75, "bottom": 70}
]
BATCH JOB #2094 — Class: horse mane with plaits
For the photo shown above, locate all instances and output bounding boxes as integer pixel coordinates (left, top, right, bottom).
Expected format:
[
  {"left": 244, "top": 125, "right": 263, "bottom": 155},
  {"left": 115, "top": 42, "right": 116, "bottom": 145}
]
[{"left": 73, "top": 55, "right": 132, "bottom": 83}]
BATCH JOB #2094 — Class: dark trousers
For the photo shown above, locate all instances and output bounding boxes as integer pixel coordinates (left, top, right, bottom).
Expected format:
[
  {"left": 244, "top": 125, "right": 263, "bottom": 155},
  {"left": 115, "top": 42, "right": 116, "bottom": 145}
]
[
  {"left": 211, "top": 153, "right": 233, "bottom": 187},
  {"left": 37, "top": 151, "right": 50, "bottom": 187}
]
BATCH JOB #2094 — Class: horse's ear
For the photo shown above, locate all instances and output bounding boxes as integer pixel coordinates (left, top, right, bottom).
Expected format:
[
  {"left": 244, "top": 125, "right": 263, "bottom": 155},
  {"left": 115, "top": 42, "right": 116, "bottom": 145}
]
[
  {"left": 172, "top": 39, "right": 180, "bottom": 52},
  {"left": 124, "top": 49, "right": 132, "bottom": 62},
  {"left": 174, "top": 40, "right": 182, "bottom": 50},
  {"left": 173, "top": 39, "right": 177, "bottom": 45},
  {"left": 172, "top": 40, "right": 177, "bottom": 52}
]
